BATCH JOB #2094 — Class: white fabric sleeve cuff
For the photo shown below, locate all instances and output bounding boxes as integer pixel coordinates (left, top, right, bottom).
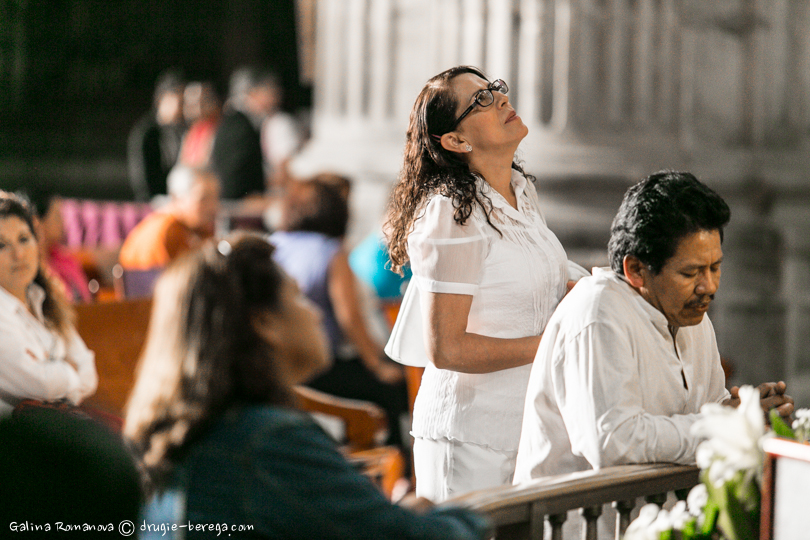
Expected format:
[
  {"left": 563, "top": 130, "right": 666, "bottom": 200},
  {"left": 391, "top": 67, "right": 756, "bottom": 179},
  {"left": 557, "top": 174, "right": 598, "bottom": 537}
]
[{"left": 413, "top": 275, "right": 478, "bottom": 296}]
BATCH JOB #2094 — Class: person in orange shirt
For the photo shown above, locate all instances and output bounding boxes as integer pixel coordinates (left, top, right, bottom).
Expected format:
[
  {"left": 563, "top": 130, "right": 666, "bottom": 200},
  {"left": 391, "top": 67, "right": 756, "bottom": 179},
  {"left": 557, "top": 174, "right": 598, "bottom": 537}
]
[{"left": 119, "top": 165, "right": 220, "bottom": 270}]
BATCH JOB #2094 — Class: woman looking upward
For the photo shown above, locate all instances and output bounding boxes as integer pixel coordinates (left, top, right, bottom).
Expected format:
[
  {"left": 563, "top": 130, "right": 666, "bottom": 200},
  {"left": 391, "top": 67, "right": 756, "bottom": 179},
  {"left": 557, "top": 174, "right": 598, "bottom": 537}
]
[{"left": 386, "top": 66, "right": 585, "bottom": 501}]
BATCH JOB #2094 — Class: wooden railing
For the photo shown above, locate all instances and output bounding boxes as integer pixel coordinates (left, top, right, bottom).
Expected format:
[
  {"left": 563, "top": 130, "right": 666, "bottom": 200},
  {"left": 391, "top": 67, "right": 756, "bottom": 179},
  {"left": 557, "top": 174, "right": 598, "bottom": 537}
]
[{"left": 444, "top": 463, "right": 700, "bottom": 540}]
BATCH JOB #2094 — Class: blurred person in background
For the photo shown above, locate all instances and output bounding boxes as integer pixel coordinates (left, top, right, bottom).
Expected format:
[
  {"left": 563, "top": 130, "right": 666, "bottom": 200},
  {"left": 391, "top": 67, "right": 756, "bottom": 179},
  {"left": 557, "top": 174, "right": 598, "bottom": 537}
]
[
  {"left": 179, "top": 81, "right": 222, "bottom": 168},
  {"left": 350, "top": 228, "right": 412, "bottom": 306},
  {"left": 212, "top": 67, "right": 296, "bottom": 199},
  {"left": 0, "top": 192, "right": 97, "bottom": 416},
  {"left": 270, "top": 178, "right": 410, "bottom": 453},
  {"left": 127, "top": 69, "right": 186, "bottom": 201},
  {"left": 260, "top": 77, "right": 302, "bottom": 194},
  {"left": 28, "top": 188, "right": 92, "bottom": 303},
  {"left": 125, "top": 234, "right": 492, "bottom": 540},
  {"left": 119, "top": 165, "right": 220, "bottom": 271}
]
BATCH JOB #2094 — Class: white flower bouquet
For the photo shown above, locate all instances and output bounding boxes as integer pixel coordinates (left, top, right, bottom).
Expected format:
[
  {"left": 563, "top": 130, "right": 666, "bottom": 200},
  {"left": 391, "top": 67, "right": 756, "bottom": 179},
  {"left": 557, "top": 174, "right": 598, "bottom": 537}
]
[{"left": 623, "top": 386, "right": 809, "bottom": 540}]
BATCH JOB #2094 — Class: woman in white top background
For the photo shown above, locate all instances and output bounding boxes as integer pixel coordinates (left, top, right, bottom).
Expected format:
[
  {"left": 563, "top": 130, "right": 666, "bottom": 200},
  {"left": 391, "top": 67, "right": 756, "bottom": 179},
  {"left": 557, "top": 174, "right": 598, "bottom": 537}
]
[
  {"left": 0, "top": 191, "right": 97, "bottom": 416},
  {"left": 385, "top": 66, "right": 585, "bottom": 501}
]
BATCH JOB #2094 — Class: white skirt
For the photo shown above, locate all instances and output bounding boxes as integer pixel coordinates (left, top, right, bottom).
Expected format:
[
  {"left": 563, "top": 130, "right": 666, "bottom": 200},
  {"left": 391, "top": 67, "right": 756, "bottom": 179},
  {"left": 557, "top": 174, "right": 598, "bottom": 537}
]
[{"left": 413, "top": 436, "right": 518, "bottom": 503}]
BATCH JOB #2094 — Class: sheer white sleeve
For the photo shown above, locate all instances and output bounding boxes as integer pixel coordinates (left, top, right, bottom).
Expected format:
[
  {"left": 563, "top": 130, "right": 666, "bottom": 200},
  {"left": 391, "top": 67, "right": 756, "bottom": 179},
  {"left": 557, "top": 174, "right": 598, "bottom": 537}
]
[{"left": 407, "top": 196, "right": 488, "bottom": 296}]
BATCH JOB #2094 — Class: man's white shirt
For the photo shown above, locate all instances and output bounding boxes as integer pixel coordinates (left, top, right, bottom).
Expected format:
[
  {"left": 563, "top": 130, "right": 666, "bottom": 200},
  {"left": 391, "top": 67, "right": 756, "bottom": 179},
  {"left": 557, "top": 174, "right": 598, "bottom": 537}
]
[{"left": 514, "top": 267, "right": 730, "bottom": 482}]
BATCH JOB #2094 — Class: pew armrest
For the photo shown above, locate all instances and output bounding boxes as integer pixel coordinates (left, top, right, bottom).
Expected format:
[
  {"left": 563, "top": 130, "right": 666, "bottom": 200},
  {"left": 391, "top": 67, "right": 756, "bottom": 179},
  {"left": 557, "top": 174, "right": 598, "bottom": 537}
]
[{"left": 293, "top": 385, "right": 388, "bottom": 451}]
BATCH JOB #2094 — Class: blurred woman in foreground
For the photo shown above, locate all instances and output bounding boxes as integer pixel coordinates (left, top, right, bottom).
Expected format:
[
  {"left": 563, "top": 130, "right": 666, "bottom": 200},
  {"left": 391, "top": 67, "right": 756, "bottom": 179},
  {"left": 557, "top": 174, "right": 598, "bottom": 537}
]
[{"left": 124, "top": 234, "right": 491, "bottom": 540}]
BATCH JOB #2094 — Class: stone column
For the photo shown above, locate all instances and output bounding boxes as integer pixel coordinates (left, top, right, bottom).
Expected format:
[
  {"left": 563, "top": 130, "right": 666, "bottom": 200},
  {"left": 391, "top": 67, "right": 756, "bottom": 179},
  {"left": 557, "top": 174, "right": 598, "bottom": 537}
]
[
  {"left": 550, "top": 0, "right": 572, "bottom": 132},
  {"left": 517, "top": 0, "right": 542, "bottom": 125},
  {"left": 606, "top": 0, "right": 629, "bottom": 125},
  {"left": 713, "top": 214, "right": 786, "bottom": 388},
  {"left": 781, "top": 223, "right": 810, "bottom": 408},
  {"left": 633, "top": 0, "right": 655, "bottom": 125},
  {"left": 486, "top": 0, "right": 515, "bottom": 84},
  {"left": 346, "top": 0, "right": 369, "bottom": 118},
  {"left": 368, "top": 0, "right": 395, "bottom": 121},
  {"left": 317, "top": 0, "right": 347, "bottom": 119},
  {"left": 460, "top": 0, "right": 486, "bottom": 67}
]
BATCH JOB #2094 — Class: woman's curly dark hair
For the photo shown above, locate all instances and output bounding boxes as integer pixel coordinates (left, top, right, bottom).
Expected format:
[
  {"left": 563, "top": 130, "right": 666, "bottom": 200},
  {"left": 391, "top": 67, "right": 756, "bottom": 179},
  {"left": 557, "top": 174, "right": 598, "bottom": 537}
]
[{"left": 384, "top": 66, "right": 532, "bottom": 275}]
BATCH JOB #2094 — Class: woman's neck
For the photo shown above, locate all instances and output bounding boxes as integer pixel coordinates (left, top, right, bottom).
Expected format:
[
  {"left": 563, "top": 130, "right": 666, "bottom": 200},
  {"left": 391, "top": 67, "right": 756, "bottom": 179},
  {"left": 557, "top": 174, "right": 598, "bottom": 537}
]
[
  {"left": 469, "top": 155, "right": 516, "bottom": 208},
  {"left": 8, "top": 284, "right": 29, "bottom": 309}
]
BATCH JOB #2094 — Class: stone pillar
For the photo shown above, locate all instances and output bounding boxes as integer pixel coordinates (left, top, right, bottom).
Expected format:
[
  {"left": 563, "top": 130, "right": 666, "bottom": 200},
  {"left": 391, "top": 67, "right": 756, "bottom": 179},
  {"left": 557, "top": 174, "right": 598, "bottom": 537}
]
[
  {"left": 517, "top": 0, "right": 542, "bottom": 125},
  {"left": 776, "top": 205, "right": 810, "bottom": 409},
  {"left": 713, "top": 216, "right": 786, "bottom": 388},
  {"left": 550, "top": 0, "right": 572, "bottom": 132},
  {"left": 460, "top": 0, "right": 486, "bottom": 67},
  {"left": 317, "top": 0, "right": 346, "bottom": 118},
  {"left": 345, "top": 0, "right": 369, "bottom": 118},
  {"left": 633, "top": 0, "right": 655, "bottom": 125},
  {"left": 368, "top": 0, "right": 395, "bottom": 121},
  {"left": 432, "top": 0, "right": 462, "bottom": 74},
  {"left": 657, "top": 0, "right": 677, "bottom": 127},
  {"left": 606, "top": 0, "right": 629, "bottom": 125},
  {"left": 486, "top": 0, "right": 515, "bottom": 86}
]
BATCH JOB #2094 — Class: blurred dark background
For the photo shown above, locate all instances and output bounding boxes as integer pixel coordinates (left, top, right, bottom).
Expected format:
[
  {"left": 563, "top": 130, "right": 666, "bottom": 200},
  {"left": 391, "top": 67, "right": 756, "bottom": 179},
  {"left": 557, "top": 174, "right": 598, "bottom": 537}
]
[{"left": 0, "top": 0, "right": 310, "bottom": 200}]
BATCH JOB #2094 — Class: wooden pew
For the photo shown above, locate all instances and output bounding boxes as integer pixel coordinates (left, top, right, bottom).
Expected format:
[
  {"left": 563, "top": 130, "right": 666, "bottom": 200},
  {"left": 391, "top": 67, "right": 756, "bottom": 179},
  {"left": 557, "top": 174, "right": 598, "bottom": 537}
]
[
  {"left": 444, "top": 463, "right": 700, "bottom": 540},
  {"left": 75, "top": 298, "right": 153, "bottom": 416},
  {"left": 74, "top": 298, "right": 405, "bottom": 498},
  {"left": 294, "top": 385, "right": 405, "bottom": 498}
]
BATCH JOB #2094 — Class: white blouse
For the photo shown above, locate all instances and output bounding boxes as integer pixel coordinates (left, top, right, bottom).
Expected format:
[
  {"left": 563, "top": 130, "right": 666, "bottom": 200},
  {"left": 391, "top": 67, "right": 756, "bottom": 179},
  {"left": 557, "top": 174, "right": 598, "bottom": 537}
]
[
  {"left": 387, "top": 170, "right": 577, "bottom": 450},
  {"left": 0, "top": 284, "right": 97, "bottom": 416}
]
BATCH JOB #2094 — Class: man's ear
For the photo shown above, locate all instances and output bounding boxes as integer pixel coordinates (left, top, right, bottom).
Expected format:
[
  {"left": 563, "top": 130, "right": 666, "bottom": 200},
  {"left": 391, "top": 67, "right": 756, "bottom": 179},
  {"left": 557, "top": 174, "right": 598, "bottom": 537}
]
[
  {"left": 623, "top": 256, "right": 647, "bottom": 289},
  {"left": 439, "top": 132, "right": 469, "bottom": 154}
]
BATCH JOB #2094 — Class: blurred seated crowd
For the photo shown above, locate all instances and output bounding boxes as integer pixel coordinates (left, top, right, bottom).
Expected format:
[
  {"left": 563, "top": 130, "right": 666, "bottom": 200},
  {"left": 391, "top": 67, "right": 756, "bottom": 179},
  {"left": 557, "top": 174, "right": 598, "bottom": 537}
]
[
  {"left": 0, "top": 64, "right": 450, "bottom": 539},
  {"left": 0, "top": 185, "right": 484, "bottom": 539}
]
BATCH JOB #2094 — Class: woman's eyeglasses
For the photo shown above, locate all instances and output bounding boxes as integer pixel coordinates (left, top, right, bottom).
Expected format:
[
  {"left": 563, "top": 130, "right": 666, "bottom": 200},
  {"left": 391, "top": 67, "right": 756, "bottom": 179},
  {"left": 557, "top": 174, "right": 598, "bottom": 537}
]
[{"left": 448, "top": 79, "right": 508, "bottom": 132}]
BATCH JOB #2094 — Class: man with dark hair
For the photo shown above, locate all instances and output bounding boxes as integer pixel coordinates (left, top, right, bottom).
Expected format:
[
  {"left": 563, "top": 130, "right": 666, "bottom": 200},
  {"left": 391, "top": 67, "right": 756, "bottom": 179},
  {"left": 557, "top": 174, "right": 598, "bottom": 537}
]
[{"left": 514, "top": 171, "right": 793, "bottom": 481}]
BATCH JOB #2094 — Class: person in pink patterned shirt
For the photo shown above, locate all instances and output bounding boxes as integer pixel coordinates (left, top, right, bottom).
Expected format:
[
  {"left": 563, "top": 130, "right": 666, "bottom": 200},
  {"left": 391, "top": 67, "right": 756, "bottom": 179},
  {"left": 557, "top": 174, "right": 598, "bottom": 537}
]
[{"left": 30, "top": 190, "right": 92, "bottom": 303}]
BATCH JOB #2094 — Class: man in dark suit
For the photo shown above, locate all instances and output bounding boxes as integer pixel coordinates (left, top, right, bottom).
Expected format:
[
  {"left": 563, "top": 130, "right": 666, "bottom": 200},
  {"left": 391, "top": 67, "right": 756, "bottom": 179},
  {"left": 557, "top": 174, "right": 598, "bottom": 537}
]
[
  {"left": 211, "top": 67, "right": 282, "bottom": 200},
  {"left": 127, "top": 70, "right": 186, "bottom": 201}
]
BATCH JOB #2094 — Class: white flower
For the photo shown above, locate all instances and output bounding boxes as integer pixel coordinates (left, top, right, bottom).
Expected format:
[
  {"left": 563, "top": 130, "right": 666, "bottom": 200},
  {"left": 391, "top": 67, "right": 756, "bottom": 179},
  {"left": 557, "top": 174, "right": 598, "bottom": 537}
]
[
  {"left": 793, "top": 408, "right": 810, "bottom": 442},
  {"left": 668, "top": 501, "right": 690, "bottom": 530},
  {"left": 650, "top": 508, "right": 674, "bottom": 532},
  {"left": 623, "top": 504, "right": 667, "bottom": 540},
  {"left": 686, "top": 484, "right": 708, "bottom": 517},
  {"left": 691, "top": 385, "right": 766, "bottom": 487}
]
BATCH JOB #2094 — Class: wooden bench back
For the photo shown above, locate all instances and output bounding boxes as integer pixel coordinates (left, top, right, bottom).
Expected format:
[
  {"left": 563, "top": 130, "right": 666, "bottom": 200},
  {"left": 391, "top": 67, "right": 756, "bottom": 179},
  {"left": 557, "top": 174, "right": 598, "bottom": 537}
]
[
  {"left": 444, "top": 463, "right": 700, "bottom": 539},
  {"left": 75, "top": 298, "right": 153, "bottom": 416}
]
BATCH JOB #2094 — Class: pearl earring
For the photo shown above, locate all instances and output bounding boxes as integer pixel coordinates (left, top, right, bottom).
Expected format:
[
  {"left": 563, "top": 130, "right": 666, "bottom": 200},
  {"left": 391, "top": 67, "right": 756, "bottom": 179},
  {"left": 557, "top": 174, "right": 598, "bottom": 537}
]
[{"left": 465, "top": 144, "right": 472, "bottom": 152}]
